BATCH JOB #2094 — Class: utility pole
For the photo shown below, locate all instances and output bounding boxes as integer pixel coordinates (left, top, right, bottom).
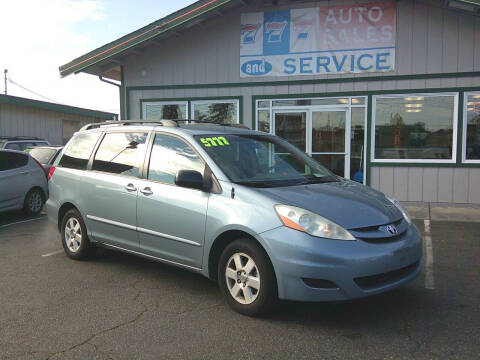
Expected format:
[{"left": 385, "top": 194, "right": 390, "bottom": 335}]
[{"left": 3, "top": 69, "right": 7, "bottom": 95}]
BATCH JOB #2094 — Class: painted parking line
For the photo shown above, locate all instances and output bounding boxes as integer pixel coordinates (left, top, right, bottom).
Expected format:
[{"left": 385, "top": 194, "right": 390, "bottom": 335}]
[
  {"left": 0, "top": 215, "right": 46, "bottom": 229},
  {"left": 41, "top": 249, "right": 64, "bottom": 257},
  {"left": 424, "top": 219, "right": 435, "bottom": 290}
]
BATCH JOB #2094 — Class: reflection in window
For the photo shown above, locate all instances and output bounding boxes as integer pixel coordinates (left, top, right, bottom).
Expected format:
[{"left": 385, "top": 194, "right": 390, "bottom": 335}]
[
  {"left": 192, "top": 101, "right": 238, "bottom": 124},
  {"left": 465, "top": 93, "right": 480, "bottom": 161},
  {"left": 144, "top": 103, "right": 187, "bottom": 120},
  {"left": 92, "top": 132, "right": 148, "bottom": 177},
  {"left": 274, "top": 112, "right": 306, "bottom": 151},
  {"left": 59, "top": 132, "right": 101, "bottom": 170},
  {"left": 258, "top": 110, "right": 270, "bottom": 133},
  {"left": 148, "top": 134, "right": 205, "bottom": 184},
  {"left": 312, "top": 111, "right": 345, "bottom": 153},
  {"left": 374, "top": 94, "right": 456, "bottom": 160}
]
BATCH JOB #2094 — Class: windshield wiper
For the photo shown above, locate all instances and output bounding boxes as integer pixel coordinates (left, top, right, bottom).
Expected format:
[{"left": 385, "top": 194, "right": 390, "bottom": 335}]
[
  {"left": 303, "top": 176, "right": 338, "bottom": 184},
  {"left": 234, "top": 179, "right": 305, "bottom": 188}
]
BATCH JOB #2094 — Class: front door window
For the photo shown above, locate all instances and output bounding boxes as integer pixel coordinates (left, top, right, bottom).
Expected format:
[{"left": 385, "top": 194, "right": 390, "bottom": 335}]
[
  {"left": 274, "top": 112, "right": 307, "bottom": 152},
  {"left": 311, "top": 110, "right": 347, "bottom": 177}
]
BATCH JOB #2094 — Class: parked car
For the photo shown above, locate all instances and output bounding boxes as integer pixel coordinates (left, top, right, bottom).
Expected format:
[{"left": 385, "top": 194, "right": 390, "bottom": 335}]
[
  {"left": 28, "top": 146, "right": 63, "bottom": 173},
  {"left": 0, "top": 136, "right": 50, "bottom": 151},
  {"left": 0, "top": 150, "right": 48, "bottom": 215},
  {"left": 47, "top": 120, "right": 422, "bottom": 316}
]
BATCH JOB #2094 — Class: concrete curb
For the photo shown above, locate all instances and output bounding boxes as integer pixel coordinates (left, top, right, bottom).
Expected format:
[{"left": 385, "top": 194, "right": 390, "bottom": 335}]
[{"left": 401, "top": 202, "right": 480, "bottom": 223}]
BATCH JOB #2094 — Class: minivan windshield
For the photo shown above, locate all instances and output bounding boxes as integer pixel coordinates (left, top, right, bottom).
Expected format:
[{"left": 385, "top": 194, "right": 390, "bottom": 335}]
[
  {"left": 29, "top": 148, "right": 56, "bottom": 164},
  {"left": 194, "top": 134, "right": 338, "bottom": 187}
]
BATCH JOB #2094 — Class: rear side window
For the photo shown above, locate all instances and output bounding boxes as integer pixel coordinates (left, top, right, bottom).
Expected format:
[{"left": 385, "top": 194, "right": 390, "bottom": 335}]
[
  {"left": 0, "top": 152, "right": 29, "bottom": 171},
  {"left": 147, "top": 134, "right": 205, "bottom": 184},
  {"left": 92, "top": 132, "right": 148, "bottom": 177},
  {"left": 30, "top": 148, "right": 56, "bottom": 164},
  {"left": 59, "top": 132, "right": 101, "bottom": 170}
]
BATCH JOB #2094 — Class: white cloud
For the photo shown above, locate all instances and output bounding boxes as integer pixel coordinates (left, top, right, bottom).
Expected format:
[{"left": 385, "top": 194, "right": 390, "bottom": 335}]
[{"left": 0, "top": 0, "right": 119, "bottom": 114}]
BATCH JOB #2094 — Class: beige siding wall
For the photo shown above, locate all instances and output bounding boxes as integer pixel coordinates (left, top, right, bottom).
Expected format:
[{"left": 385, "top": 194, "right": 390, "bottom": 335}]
[
  {"left": 123, "top": 0, "right": 480, "bottom": 88},
  {"left": 0, "top": 104, "right": 103, "bottom": 145},
  {"left": 370, "top": 167, "right": 480, "bottom": 204}
]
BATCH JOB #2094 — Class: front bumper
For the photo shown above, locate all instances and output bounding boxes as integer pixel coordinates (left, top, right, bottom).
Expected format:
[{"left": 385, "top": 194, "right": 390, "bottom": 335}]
[{"left": 256, "top": 223, "right": 423, "bottom": 302}]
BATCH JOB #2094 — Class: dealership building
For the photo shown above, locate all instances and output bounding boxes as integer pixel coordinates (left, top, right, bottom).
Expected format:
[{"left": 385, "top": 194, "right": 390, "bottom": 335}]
[{"left": 60, "top": 0, "right": 480, "bottom": 204}]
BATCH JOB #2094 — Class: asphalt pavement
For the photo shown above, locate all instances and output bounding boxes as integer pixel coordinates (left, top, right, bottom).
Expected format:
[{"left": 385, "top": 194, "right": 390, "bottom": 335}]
[{"left": 0, "top": 213, "right": 479, "bottom": 360}]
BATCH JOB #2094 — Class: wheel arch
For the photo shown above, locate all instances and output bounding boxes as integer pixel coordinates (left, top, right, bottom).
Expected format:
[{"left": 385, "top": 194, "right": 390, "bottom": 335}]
[
  {"left": 27, "top": 186, "right": 47, "bottom": 202},
  {"left": 57, "top": 202, "right": 80, "bottom": 231},
  {"left": 207, "top": 229, "right": 275, "bottom": 282}
]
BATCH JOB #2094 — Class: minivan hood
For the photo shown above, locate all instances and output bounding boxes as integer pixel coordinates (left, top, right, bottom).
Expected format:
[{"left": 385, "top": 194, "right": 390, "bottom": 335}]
[{"left": 252, "top": 180, "right": 402, "bottom": 229}]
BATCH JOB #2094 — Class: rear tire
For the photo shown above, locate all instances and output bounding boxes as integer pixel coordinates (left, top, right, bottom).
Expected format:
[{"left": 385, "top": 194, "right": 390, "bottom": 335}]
[
  {"left": 218, "top": 238, "right": 277, "bottom": 316},
  {"left": 23, "top": 188, "right": 44, "bottom": 216},
  {"left": 61, "top": 209, "right": 92, "bottom": 260}
]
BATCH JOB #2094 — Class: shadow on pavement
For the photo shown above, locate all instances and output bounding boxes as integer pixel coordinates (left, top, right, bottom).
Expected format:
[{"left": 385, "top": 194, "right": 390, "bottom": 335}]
[{"left": 0, "top": 208, "right": 46, "bottom": 227}]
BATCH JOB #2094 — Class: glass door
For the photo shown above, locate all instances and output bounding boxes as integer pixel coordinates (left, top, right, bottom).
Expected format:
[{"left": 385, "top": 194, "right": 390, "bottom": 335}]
[
  {"left": 273, "top": 111, "right": 307, "bottom": 152},
  {"left": 310, "top": 109, "right": 349, "bottom": 178}
]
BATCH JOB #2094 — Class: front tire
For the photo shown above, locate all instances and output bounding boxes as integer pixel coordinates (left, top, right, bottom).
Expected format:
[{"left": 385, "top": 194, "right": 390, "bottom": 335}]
[
  {"left": 23, "top": 188, "right": 44, "bottom": 215},
  {"left": 218, "top": 239, "right": 277, "bottom": 316},
  {"left": 61, "top": 209, "right": 92, "bottom": 260}
]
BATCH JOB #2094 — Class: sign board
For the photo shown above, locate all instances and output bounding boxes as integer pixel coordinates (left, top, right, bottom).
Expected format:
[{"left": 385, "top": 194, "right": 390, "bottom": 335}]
[{"left": 240, "top": 2, "right": 396, "bottom": 78}]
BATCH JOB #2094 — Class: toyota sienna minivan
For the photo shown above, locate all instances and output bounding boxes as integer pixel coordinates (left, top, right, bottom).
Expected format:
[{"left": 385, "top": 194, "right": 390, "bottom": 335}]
[{"left": 47, "top": 120, "right": 422, "bottom": 316}]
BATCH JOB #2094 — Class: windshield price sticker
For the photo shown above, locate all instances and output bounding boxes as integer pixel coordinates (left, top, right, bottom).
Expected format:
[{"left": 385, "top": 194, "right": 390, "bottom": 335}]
[{"left": 200, "top": 137, "right": 230, "bottom": 147}]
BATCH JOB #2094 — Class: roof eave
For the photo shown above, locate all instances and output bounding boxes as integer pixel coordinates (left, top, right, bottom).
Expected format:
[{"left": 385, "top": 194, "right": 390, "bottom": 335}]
[{"left": 59, "top": 0, "right": 237, "bottom": 78}]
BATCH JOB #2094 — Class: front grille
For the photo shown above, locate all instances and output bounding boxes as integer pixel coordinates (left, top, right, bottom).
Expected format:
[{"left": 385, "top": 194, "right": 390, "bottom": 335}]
[
  {"left": 354, "top": 261, "right": 419, "bottom": 290},
  {"left": 350, "top": 218, "right": 407, "bottom": 244}
]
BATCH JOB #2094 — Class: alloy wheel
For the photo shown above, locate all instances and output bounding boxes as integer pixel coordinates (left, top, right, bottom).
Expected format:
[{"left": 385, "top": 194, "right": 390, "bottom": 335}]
[
  {"left": 64, "top": 217, "right": 82, "bottom": 253},
  {"left": 29, "top": 191, "right": 43, "bottom": 213},
  {"left": 225, "top": 252, "right": 260, "bottom": 305}
]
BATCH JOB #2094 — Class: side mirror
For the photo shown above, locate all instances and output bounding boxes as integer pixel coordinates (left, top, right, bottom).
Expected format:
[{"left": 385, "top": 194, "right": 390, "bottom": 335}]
[{"left": 175, "top": 170, "right": 204, "bottom": 190}]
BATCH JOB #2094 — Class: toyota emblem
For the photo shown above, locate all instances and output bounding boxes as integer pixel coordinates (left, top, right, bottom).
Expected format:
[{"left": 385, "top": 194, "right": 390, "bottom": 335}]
[{"left": 387, "top": 225, "right": 398, "bottom": 235}]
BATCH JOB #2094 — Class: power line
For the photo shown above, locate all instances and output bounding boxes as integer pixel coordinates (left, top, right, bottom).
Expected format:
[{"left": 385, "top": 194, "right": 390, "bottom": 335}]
[
  {"left": 6, "top": 75, "right": 119, "bottom": 114},
  {"left": 7, "top": 77, "right": 63, "bottom": 104}
]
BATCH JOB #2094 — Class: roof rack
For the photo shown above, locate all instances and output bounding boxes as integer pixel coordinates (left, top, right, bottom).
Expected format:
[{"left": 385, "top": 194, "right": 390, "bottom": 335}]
[{"left": 80, "top": 119, "right": 249, "bottom": 131}]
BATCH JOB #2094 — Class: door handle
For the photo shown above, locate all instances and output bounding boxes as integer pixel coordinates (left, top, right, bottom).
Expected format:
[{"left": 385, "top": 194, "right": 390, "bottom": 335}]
[
  {"left": 124, "top": 183, "right": 137, "bottom": 192},
  {"left": 140, "top": 187, "right": 153, "bottom": 196}
]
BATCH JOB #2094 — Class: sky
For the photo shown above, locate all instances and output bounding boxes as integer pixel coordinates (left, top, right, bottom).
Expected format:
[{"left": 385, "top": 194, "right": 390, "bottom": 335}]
[{"left": 0, "top": 0, "right": 196, "bottom": 115}]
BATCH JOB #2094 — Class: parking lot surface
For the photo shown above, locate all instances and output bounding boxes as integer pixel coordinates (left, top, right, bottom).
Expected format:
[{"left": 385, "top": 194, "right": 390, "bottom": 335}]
[{"left": 0, "top": 213, "right": 479, "bottom": 360}]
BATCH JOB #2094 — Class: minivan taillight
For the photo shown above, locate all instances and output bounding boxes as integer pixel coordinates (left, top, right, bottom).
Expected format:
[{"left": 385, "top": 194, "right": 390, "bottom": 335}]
[{"left": 48, "top": 166, "right": 56, "bottom": 181}]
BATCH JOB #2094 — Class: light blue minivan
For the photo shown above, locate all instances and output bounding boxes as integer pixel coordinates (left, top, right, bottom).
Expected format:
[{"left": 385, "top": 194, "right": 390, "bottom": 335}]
[{"left": 47, "top": 120, "right": 422, "bottom": 316}]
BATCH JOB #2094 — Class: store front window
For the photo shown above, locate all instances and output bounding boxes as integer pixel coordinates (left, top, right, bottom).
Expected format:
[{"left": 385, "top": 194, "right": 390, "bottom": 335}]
[
  {"left": 191, "top": 100, "right": 239, "bottom": 124},
  {"left": 143, "top": 101, "right": 188, "bottom": 120},
  {"left": 373, "top": 93, "right": 457, "bottom": 162},
  {"left": 463, "top": 92, "right": 480, "bottom": 162}
]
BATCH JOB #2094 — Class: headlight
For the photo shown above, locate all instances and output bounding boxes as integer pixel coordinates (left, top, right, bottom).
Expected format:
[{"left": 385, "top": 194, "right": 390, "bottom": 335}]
[
  {"left": 387, "top": 197, "right": 411, "bottom": 224},
  {"left": 274, "top": 205, "right": 355, "bottom": 240}
]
